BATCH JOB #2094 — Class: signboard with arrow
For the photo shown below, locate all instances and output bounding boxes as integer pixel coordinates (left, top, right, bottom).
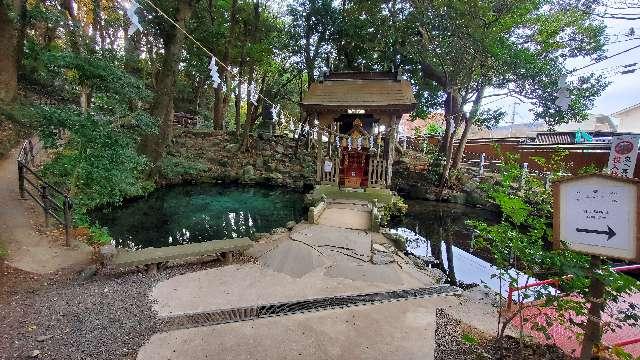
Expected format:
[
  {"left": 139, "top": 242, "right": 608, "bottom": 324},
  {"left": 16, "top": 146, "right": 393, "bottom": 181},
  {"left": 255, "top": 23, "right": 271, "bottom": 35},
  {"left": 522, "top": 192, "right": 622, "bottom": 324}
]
[{"left": 553, "top": 174, "right": 640, "bottom": 261}]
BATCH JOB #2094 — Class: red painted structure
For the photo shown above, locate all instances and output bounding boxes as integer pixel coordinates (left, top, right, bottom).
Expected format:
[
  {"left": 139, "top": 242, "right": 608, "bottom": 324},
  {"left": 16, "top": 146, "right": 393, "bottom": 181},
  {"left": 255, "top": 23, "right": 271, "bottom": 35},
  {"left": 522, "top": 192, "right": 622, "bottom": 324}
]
[{"left": 508, "top": 265, "right": 640, "bottom": 356}]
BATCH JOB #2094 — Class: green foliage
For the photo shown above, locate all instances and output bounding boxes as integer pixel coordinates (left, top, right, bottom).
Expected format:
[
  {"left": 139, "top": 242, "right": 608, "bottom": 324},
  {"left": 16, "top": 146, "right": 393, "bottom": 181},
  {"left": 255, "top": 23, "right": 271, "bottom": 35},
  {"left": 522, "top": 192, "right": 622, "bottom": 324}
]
[
  {"left": 17, "top": 47, "right": 157, "bottom": 224},
  {"left": 380, "top": 197, "right": 408, "bottom": 225},
  {"left": 160, "top": 155, "right": 208, "bottom": 180},
  {"left": 461, "top": 332, "right": 479, "bottom": 346},
  {"left": 0, "top": 243, "right": 8, "bottom": 258},
  {"left": 468, "top": 148, "right": 640, "bottom": 345},
  {"left": 424, "top": 123, "right": 444, "bottom": 137},
  {"left": 88, "top": 224, "right": 113, "bottom": 246}
]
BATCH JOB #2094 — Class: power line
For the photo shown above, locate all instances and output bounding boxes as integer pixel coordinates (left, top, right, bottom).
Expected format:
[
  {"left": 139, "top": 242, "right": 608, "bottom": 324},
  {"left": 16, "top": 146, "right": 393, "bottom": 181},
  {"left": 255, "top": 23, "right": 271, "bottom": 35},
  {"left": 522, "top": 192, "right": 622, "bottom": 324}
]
[{"left": 571, "top": 43, "right": 640, "bottom": 73}]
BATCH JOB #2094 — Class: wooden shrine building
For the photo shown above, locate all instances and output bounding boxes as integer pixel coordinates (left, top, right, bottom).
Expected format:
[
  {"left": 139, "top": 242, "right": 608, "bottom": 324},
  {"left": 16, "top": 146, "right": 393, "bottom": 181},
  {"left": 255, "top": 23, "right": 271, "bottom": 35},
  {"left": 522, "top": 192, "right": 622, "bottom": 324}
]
[{"left": 300, "top": 71, "right": 417, "bottom": 189}]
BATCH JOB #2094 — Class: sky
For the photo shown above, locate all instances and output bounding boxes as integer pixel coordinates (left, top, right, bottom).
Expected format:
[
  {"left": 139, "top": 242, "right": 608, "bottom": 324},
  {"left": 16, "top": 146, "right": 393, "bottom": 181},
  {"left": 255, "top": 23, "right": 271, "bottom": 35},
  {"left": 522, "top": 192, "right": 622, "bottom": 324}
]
[{"left": 490, "top": 3, "right": 640, "bottom": 125}]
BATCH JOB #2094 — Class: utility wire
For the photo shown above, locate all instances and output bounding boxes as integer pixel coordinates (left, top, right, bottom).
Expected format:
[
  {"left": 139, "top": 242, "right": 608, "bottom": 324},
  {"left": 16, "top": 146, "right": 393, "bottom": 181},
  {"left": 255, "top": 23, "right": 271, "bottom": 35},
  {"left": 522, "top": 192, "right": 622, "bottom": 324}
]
[{"left": 571, "top": 43, "right": 640, "bottom": 73}]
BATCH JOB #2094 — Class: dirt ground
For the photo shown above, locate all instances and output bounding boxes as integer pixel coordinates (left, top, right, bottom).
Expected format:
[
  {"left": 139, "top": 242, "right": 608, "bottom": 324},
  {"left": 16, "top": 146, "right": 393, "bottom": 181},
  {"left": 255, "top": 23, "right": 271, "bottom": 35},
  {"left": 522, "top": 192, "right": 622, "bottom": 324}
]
[{"left": 0, "top": 146, "right": 92, "bottom": 274}]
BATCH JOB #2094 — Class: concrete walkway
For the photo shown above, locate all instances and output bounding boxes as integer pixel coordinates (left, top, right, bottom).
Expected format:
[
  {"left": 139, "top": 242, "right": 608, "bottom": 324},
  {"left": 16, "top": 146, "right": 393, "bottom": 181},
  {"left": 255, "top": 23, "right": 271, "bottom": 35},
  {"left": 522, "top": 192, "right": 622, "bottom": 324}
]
[
  {"left": 139, "top": 204, "right": 504, "bottom": 359},
  {"left": 138, "top": 297, "right": 454, "bottom": 360},
  {"left": 0, "top": 147, "right": 91, "bottom": 273},
  {"left": 318, "top": 200, "right": 372, "bottom": 231}
]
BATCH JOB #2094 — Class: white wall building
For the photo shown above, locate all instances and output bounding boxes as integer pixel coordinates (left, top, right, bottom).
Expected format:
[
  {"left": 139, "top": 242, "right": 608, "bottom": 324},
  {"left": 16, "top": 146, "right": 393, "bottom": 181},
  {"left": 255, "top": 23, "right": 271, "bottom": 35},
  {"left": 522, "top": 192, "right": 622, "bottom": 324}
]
[{"left": 612, "top": 103, "right": 640, "bottom": 133}]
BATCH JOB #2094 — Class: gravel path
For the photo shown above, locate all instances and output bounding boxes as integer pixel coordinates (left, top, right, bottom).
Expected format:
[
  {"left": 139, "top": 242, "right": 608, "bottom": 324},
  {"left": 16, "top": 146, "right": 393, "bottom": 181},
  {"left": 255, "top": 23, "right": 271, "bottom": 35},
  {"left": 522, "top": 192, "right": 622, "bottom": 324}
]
[
  {"left": 0, "top": 263, "right": 219, "bottom": 360},
  {"left": 434, "top": 308, "right": 570, "bottom": 360}
]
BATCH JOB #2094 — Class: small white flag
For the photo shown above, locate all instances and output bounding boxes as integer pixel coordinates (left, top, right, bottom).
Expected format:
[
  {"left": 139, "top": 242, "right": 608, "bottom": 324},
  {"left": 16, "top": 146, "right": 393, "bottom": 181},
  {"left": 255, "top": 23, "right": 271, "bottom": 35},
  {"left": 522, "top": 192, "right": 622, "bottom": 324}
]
[
  {"left": 127, "top": 1, "right": 143, "bottom": 34},
  {"left": 369, "top": 135, "right": 374, "bottom": 148},
  {"left": 209, "top": 56, "right": 222, "bottom": 88},
  {"left": 357, "top": 137, "right": 362, "bottom": 150},
  {"left": 348, "top": 137, "right": 352, "bottom": 151},
  {"left": 271, "top": 105, "right": 280, "bottom": 120}
]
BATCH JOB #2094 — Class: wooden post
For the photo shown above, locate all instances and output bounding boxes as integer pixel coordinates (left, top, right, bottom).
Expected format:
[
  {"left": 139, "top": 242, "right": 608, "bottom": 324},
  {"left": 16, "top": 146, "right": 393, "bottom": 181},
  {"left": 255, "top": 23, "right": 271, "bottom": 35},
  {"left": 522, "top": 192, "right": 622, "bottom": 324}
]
[
  {"left": 41, "top": 184, "right": 49, "bottom": 227},
  {"left": 63, "top": 194, "right": 72, "bottom": 246},
  {"left": 520, "top": 162, "right": 528, "bottom": 188},
  {"left": 386, "top": 115, "right": 398, "bottom": 185},
  {"left": 18, "top": 162, "right": 25, "bottom": 199},
  {"left": 580, "top": 256, "right": 605, "bottom": 360},
  {"left": 316, "top": 115, "right": 323, "bottom": 182}
]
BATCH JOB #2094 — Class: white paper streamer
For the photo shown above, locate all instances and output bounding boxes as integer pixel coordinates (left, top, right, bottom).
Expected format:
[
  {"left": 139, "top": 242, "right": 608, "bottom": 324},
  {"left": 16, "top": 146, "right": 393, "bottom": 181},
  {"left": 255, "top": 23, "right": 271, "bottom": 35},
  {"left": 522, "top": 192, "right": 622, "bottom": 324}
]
[
  {"left": 348, "top": 138, "right": 352, "bottom": 151},
  {"left": 209, "top": 56, "right": 222, "bottom": 88},
  {"left": 127, "top": 1, "right": 142, "bottom": 34},
  {"left": 271, "top": 105, "right": 280, "bottom": 121}
]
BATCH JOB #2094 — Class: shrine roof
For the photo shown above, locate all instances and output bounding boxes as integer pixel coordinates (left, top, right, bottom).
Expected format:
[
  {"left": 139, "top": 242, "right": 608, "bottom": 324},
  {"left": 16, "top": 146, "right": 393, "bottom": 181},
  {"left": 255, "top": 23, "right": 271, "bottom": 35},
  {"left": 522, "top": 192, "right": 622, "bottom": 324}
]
[{"left": 300, "top": 72, "right": 417, "bottom": 113}]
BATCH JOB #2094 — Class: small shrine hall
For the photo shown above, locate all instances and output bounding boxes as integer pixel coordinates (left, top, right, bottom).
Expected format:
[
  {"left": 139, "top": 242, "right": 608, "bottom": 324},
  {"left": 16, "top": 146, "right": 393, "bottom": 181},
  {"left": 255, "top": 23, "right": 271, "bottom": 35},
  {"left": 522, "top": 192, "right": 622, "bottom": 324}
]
[{"left": 300, "top": 71, "right": 417, "bottom": 189}]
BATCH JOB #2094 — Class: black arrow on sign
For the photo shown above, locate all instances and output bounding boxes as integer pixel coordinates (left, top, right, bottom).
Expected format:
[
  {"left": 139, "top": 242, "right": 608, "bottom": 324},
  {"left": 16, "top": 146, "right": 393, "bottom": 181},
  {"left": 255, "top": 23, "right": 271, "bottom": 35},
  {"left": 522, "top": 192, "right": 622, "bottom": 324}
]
[{"left": 575, "top": 225, "right": 617, "bottom": 240}]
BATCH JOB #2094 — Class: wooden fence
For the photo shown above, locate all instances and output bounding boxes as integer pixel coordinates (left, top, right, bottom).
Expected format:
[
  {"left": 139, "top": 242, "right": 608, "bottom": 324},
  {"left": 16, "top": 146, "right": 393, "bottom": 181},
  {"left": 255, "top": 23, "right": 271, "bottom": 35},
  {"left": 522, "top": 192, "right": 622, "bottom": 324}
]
[
  {"left": 17, "top": 139, "right": 73, "bottom": 245},
  {"left": 368, "top": 158, "right": 388, "bottom": 187},
  {"left": 404, "top": 136, "right": 638, "bottom": 178}
]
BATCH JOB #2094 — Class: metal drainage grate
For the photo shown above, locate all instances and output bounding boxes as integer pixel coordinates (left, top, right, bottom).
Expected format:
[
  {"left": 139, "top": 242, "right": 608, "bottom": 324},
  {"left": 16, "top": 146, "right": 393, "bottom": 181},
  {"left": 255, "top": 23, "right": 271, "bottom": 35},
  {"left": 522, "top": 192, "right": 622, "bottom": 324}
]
[{"left": 162, "top": 285, "right": 461, "bottom": 331}]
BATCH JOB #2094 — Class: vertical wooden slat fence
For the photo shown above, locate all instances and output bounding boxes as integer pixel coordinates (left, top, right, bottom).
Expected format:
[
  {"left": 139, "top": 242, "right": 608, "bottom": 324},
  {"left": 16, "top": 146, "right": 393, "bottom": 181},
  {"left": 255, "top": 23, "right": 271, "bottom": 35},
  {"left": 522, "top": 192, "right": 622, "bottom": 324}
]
[{"left": 368, "top": 158, "right": 387, "bottom": 187}]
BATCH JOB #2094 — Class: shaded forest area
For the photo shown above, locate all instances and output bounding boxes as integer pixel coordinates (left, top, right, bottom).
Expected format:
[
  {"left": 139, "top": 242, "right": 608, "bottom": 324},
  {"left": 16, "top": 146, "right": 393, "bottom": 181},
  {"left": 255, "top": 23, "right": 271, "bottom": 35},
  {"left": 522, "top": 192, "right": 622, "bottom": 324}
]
[{"left": 0, "top": 0, "right": 611, "bottom": 227}]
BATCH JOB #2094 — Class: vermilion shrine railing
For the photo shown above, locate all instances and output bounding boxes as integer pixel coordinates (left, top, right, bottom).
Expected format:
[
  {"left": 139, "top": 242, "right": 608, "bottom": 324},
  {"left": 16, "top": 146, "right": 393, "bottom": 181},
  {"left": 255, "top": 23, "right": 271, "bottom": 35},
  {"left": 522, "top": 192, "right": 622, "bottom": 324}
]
[{"left": 506, "top": 264, "right": 640, "bottom": 350}]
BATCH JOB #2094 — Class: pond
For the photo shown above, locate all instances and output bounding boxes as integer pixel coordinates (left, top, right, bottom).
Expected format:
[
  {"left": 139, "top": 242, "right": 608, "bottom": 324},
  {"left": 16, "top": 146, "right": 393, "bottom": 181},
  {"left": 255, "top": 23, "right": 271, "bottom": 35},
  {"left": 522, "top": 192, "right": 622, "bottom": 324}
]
[
  {"left": 92, "top": 184, "right": 306, "bottom": 250},
  {"left": 390, "top": 200, "right": 519, "bottom": 293}
]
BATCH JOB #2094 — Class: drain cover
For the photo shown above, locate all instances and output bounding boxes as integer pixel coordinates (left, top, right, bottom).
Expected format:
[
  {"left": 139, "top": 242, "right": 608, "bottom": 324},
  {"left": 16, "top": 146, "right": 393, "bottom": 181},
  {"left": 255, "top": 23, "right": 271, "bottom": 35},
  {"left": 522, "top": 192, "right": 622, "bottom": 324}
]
[{"left": 162, "top": 285, "right": 461, "bottom": 331}]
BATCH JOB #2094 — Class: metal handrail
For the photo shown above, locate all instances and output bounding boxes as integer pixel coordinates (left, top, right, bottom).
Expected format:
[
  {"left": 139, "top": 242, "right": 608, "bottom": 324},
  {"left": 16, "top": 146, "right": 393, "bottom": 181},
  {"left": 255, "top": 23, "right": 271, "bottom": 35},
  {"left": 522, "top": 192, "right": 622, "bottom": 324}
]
[{"left": 16, "top": 138, "right": 73, "bottom": 246}]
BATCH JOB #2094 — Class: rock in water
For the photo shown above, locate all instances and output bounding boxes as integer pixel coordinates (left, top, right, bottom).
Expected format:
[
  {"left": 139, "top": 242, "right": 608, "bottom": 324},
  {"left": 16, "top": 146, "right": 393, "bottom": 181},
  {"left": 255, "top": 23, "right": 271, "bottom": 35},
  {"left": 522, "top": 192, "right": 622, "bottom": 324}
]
[
  {"left": 371, "top": 251, "right": 395, "bottom": 265},
  {"left": 285, "top": 221, "right": 297, "bottom": 230}
]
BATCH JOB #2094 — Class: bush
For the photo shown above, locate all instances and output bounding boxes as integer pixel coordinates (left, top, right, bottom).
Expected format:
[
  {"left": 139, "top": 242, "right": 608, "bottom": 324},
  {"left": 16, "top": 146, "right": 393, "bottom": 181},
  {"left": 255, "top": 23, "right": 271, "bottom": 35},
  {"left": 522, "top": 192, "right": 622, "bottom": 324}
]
[
  {"left": 88, "top": 224, "right": 112, "bottom": 246},
  {"left": 380, "top": 196, "right": 408, "bottom": 225}
]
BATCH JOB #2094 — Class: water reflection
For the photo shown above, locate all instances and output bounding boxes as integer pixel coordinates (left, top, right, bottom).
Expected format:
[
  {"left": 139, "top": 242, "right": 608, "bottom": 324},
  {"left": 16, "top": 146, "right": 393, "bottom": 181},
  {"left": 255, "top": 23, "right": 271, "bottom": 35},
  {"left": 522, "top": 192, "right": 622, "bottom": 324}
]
[
  {"left": 391, "top": 200, "right": 537, "bottom": 295},
  {"left": 92, "top": 184, "right": 305, "bottom": 250}
]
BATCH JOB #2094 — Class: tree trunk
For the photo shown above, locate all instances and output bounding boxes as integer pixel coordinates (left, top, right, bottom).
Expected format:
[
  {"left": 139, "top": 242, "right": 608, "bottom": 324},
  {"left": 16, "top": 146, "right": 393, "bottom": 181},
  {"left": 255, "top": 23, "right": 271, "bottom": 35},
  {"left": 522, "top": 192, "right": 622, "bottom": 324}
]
[
  {"left": 234, "top": 75, "right": 242, "bottom": 137},
  {"left": 0, "top": 0, "right": 17, "bottom": 103},
  {"left": 141, "top": 0, "right": 193, "bottom": 170},
  {"left": 91, "top": 0, "right": 106, "bottom": 48},
  {"left": 14, "top": 0, "right": 26, "bottom": 76},
  {"left": 61, "top": 0, "right": 81, "bottom": 53},
  {"left": 439, "top": 89, "right": 463, "bottom": 186},
  {"left": 212, "top": 0, "right": 238, "bottom": 130},
  {"left": 451, "top": 86, "right": 485, "bottom": 172}
]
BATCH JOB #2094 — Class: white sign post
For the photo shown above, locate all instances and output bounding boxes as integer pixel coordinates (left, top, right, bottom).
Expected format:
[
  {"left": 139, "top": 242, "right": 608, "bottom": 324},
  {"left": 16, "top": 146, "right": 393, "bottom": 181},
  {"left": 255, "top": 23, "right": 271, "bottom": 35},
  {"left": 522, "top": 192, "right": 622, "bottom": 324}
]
[
  {"left": 554, "top": 174, "right": 639, "bottom": 261},
  {"left": 553, "top": 174, "right": 640, "bottom": 359},
  {"left": 607, "top": 135, "right": 639, "bottom": 178}
]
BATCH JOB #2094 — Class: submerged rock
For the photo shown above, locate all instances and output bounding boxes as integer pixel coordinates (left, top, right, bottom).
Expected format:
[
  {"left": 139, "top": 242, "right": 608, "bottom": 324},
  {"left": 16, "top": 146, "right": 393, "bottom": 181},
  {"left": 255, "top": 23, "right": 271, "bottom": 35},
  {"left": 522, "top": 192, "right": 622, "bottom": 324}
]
[{"left": 371, "top": 251, "right": 395, "bottom": 265}]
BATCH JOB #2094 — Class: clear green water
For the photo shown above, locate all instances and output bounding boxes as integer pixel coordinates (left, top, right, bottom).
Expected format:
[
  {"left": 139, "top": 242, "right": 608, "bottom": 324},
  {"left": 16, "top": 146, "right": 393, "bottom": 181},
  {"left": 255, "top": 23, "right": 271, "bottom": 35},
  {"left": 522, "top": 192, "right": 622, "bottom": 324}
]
[{"left": 92, "top": 184, "right": 306, "bottom": 250}]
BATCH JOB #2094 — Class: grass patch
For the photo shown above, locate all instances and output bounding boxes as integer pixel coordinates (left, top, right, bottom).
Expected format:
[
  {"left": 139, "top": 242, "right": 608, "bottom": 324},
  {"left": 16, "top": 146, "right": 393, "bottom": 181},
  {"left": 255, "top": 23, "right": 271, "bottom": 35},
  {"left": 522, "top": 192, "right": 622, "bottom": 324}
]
[{"left": 0, "top": 243, "right": 8, "bottom": 258}]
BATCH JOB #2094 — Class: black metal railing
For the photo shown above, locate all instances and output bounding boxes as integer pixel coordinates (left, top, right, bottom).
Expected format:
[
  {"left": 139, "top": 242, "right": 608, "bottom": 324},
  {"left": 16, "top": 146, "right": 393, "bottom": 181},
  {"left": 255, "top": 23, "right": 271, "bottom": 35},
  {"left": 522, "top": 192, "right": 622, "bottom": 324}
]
[{"left": 17, "top": 139, "right": 73, "bottom": 246}]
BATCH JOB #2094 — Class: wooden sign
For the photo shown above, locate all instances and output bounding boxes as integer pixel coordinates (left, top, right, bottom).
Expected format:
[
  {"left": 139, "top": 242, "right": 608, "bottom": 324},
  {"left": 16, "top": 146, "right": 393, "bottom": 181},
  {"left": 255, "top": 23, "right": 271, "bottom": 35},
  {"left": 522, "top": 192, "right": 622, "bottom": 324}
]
[
  {"left": 607, "top": 135, "right": 639, "bottom": 178},
  {"left": 553, "top": 174, "right": 640, "bottom": 261}
]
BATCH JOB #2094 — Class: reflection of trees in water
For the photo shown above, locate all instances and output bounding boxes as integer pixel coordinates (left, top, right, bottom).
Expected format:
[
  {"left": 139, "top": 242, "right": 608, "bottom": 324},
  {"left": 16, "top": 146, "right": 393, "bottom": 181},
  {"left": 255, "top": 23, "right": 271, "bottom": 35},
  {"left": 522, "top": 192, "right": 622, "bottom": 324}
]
[{"left": 402, "top": 203, "right": 497, "bottom": 286}]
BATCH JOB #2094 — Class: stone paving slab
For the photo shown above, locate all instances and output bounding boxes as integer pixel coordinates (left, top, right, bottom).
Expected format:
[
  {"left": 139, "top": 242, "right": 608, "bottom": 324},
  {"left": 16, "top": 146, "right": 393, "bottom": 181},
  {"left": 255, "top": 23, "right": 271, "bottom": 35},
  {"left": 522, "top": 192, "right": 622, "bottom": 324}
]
[
  {"left": 138, "top": 297, "right": 457, "bottom": 360},
  {"left": 318, "top": 208, "right": 371, "bottom": 230},
  {"left": 151, "top": 264, "right": 420, "bottom": 317},
  {"left": 111, "top": 238, "right": 252, "bottom": 268},
  {"left": 290, "top": 224, "right": 371, "bottom": 259}
]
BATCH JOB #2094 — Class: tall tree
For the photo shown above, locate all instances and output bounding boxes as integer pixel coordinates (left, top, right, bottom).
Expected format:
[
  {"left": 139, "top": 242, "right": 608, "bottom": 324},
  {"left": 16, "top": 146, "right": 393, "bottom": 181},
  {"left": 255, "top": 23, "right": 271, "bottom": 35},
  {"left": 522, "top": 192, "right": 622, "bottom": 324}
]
[
  {"left": 0, "top": 0, "right": 20, "bottom": 103},
  {"left": 141, "top": 0, "right": 194, "bottom": 170},
  {"left": 403, "top": 0, "right": 608, "bottom": 184}
]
